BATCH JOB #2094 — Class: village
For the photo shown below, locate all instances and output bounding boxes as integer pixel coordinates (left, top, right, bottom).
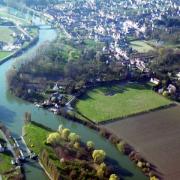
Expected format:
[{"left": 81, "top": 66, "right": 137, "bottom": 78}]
[{"left": 33, "top": 0, "right": 180, "bottom": 59}]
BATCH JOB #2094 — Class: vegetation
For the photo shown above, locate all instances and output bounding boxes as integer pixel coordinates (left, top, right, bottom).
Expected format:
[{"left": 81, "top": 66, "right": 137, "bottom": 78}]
[
  {"left": 92, "top": 149, "right": 106, "bottom": 163},
  {"left": 24, "top": 121, "right": 119, "bottom": 179},
  {"left": 0, "top": 27, "right": 13, "bottom": 43},
  {"left": 109, "top": 174, "right": 119, "bottom": 180},
  {"left": 7, "top": 37, "right": 130, "bottom": 101},
  {"left": 23, "top": 122, "right": 52, "bottom": 154},
  {"left": 0, "top": 9, "right": 28, "bottom": 25},
  {"left": 75, "top": 83, "right": 172, "bottom": 122},
  {"left": 0, "top": 51, "right": 11, "bottom": 60},
  {"left": 150, "top": 48, "right": 180, "bottom": 101},
  {"left": 0, "top": 151, "right": 14, "bottom": 174},
  {"left": 130, "top": 40, "right": 154, "bottom": 53}
]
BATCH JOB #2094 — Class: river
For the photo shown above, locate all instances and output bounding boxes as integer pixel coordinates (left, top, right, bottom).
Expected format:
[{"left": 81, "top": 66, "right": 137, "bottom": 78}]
[{"left": 0, "top": 7, "right": 148, "bottom": 180}]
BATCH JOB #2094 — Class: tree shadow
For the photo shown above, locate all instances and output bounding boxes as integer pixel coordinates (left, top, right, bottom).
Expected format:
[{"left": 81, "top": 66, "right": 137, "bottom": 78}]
[
  {"left": 127, "top": 82, "right": 151, "bottom": 90},
  {"left": 77, "top": 81, "right": 151, "bottom": 103},
  {"left": 2, "top": 149, "right": 13, "bottom": 157},
  {"left": 106, "top": 156, "right": 133, "bottom": 179},
  {"left": 24, "top": 160, "right": 43, "bottom": 171},
  {"left": 99, "top": 85, "right": 126, "bottom": 96}
]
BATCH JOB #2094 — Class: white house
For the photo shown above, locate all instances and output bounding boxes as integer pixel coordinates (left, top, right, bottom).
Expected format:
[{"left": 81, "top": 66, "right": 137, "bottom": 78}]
[
  {"left": 0, "top": 144, "right": 4, "bottom": 153},
  {"left": 150, "top": 78, "right": 160, "bottom": 85}
]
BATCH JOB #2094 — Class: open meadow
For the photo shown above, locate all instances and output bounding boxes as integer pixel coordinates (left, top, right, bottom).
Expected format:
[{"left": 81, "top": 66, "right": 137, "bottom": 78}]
[
  {"left": 75, "top": 83, "right": 172, "bottom": 123},
  {"left": 0, "top": 27, "right": 13, "bottom": 43}
]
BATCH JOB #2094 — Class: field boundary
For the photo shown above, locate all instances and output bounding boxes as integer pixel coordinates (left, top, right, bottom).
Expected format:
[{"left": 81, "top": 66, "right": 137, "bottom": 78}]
[{"left": 98, "top": 103, "right": 176, "bottom": 125}]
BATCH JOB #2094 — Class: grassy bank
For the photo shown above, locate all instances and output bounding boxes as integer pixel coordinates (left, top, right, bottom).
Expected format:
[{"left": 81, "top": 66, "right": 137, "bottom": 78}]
[
  {"left": 23, "top": 122, "right": 118, "bottom": 180},
  {"left": 0, "top": 51, "right": 12, "bottom": 60},
  {"left": 0, "top": 151, "right": 14, "bottom": 174},
  {"left": 75, "top": 83, "right": 172, "bottom": 123},
  {"left": 23, "top": 122, "right": 52, "bottom": 155}
]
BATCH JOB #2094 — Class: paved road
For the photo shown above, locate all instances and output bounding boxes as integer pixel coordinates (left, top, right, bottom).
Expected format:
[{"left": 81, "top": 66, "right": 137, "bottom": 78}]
[{"left": 17, "top": 25, "right": 33, "bottom": 40}]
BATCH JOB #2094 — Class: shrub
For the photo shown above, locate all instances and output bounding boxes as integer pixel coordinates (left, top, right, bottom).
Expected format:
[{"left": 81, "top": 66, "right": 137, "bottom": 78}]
[
  {"left": 58, "top": 124, "right": 63, "bottom": 134},
  {"left": 92, "top": 149, "right": 106, "bottom": 163},
  {"left": 68, "top": 133, "right": 80, "bottom": 143},
  {"left": 61, "top": 128, "right": 70, "bottom": 141},
  {"left": 73, "top": 142, "right": 80, "bottom": 149},
  {"left": 116, "top": 141, "right": 126, "bottom": 153},
  {"left": 46, "top": 132, "right": 61, "bottom": 145},
  {"left": 86, "top": 141, "right": 95, "bottom": 150},
  {"left": 109, "top": 174, "right": 119, "bottom": 180}
]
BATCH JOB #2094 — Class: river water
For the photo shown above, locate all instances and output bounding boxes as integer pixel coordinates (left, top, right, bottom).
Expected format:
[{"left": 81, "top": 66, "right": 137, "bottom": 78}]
[{"left": 0, "top": 7, "right": 148, "bottom": 180}]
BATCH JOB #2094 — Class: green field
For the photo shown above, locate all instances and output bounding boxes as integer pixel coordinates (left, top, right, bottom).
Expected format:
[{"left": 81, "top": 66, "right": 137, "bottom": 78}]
[
  {"left": 75, "top": 83, "right": 172, "bottom": 123},
  {"left": 0, "top": 8, "right": 29, "bottom": 25},
  {"left": 0, "top": 27, "right": 13, "bottom": 43},
  {"left": 130, "top": 40, "right": 154, "bottom": 53},
  {"left": 0, "top": 51, "right": 11, "bottom": 60},
  {"left": 23, "top": 122, "right": 62, "bottom": 169},
  {"left": 24, "top": 122, "right": 52, "bottom": 155},
  {"left": 0, "top": 151, "right": 14, "bottom": 174}
]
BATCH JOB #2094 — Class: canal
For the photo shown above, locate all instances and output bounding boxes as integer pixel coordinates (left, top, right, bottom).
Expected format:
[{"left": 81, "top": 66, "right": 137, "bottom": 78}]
[{"left": 0, "top": 7, "right": 148, "bottom": 180}]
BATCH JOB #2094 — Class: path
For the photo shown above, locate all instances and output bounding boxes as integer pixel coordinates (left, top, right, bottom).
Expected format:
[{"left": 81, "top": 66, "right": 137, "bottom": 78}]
[
  {"left": 16, "top": 25, "right": 33, "bottom": 40},
  {"left": 65, "top": 96, "right": 76, "bottom": 110},
  {"left": 0, "top": 130, "right": 16, "bottom": 158}
]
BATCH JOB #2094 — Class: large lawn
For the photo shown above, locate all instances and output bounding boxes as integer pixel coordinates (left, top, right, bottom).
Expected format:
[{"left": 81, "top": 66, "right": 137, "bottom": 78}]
[
  {"left": 0, "top": 27, "right": 13, "bottom": 43},
  {"left": 23, "top": 122, "right": 52, "bottom": 155},
  {"left": 75, "top": 83, "right": 172, "bottom": 123}
]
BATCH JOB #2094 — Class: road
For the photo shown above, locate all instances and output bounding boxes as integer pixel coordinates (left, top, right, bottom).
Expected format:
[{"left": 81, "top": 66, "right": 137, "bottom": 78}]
[{"left": 0, "top": 130, "right": 16, "bottom": 158}]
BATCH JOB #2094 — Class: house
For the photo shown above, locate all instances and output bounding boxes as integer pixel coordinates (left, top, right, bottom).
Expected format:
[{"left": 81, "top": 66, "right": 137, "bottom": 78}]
[
  {"left": 176, "top": 72, "right": 180, "bottom": 80},
  {"left": 0, "top": 144, "right": 4, "bottom": 153},
  {"left": 53, "top": 83, "right": 59, "bottom": 91},
  {"left": 167, "top": 84, "right": 176, "bottom": 94},
  {"left": 150, "top": 78, "right": 160, "bottom": 85}
]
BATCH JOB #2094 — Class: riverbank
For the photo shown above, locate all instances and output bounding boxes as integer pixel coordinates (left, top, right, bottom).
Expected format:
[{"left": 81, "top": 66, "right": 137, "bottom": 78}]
[
  {"left": 59, "top": 109, "right": 161, "bottom": 179},
  {"left": 0, "top": 125, "right": 24, "bottom": 179},
  {"left": 23, "top": 121, "right": 122, "bottom": 180}
]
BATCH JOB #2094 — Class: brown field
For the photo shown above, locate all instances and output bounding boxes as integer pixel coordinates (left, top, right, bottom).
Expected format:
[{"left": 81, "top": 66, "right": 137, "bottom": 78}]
[{"left": 103, "top": 106, "right": 180, "bottom": 180}]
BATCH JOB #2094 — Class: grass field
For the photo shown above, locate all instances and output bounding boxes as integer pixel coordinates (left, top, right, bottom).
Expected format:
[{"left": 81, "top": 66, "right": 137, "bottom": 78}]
[
  {"left": 23, "top": 122, "right": 62, "bottom": 169},
  {"left": 75, "top": 83, "right": 172, "bottom": 123},
  {"left": 0, "top": 7, "right": 29, "bottom": 25},
  {"left": 130, "top": 40, "right": 154, "bottom": 53},
  {"left": 0, "top": 51, "right": 12, "bottom": 60},
  {"left": 0, "top": 27, "right": 13, "bottom": 43},
  {"left": 24, "top": 122, "right": 52, "bottom": 155},
  {"left": 0, "top": 151, "right": 14, "bottom": 174}
]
